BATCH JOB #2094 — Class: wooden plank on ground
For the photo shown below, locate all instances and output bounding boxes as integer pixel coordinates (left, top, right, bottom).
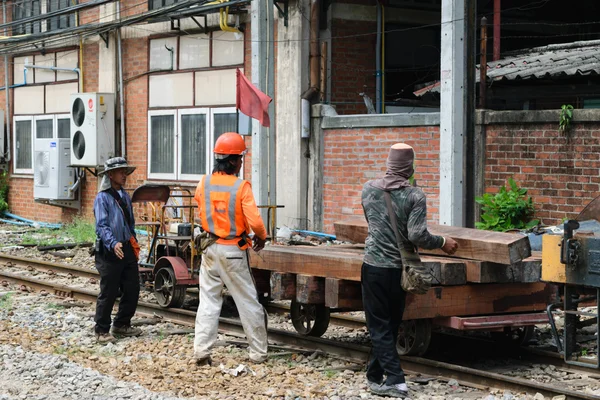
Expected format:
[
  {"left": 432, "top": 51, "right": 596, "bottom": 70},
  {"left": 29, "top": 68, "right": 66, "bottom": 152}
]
[
  {"left": 465, "top": 256, "right": 541, "bottom": 283},
  {"left": 403, "top": 282, "right": 557, "bottom": 320},
  {"left": 296, "top": 275, "right": 325, "bottom": 304},
  {"left": 334, "top": 219, "right": 531, "bottom": 264},
  {"left": 270, "top": 272, "right": 296, "bottom": 301},
  {"left": 325, "top": 278, "right": 363, "bottom": 309}
]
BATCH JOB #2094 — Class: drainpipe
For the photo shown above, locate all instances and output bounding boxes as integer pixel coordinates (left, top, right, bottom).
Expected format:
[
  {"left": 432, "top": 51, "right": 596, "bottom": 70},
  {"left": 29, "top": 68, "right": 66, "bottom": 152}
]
[
  {"left": 301, "top": 0, "right": 321, "bottom": 138},
  {"left": 3, "top": 0, "right": 9, "bottom": 163},
  {"left": 375, "top": 1, "right": 382, "bottom": 113},
  {"left": 493, "top": 0, "right": 500, "bottom": 60}
]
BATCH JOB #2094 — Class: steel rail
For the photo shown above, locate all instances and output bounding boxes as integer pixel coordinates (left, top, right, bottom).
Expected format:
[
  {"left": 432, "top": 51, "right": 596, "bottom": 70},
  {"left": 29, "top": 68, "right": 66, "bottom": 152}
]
[
  {"left": 0, "top": 253, "right": 98, "bottom": 279},
  {"left": 0, "top": 268, "right": 595, "bottom": 400}
]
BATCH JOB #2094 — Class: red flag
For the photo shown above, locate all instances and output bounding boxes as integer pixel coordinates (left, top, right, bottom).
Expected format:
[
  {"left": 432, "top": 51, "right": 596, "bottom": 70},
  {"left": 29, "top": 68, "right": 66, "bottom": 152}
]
[{"left": 236, "top": 69, "right": 272, "bottom": 128}]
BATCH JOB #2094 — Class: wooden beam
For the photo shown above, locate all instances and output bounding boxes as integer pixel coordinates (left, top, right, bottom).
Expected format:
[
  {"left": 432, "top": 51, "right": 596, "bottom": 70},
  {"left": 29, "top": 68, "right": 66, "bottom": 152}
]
[
  {"left": 249, "top": 246, "right": 364, "bottom": 281},
  {"left": 465, "top": 256, "right": 541, "bottom": 283},
  {"left": 270, "top": 272, "right": 296, "bottom": 301},
  {"left": 421, "top": 256, "right": 467, "bottom": 285},
  {"left": 325, "top": 278, "right": 363, "bottom": 309},
  {"left": 296, "top": 274, "right": 325, "bottom": 304},
  {"left": 334, "top": 219, "right": 531, "bottom": 264},
  {"left": 403, "top": 282, "right": 557, "bottom": 320}
]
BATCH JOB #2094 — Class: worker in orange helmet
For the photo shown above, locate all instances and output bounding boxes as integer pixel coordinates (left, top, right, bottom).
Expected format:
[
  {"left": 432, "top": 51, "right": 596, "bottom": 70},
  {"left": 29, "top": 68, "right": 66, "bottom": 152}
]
[{"left": 193, "top": 132, "right": 268, "bottom": 365}]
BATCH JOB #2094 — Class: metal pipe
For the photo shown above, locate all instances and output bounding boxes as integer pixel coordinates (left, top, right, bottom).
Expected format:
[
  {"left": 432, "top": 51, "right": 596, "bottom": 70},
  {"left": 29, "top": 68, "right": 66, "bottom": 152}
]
[
  {"left": 479, "top": 17, "right": 487, "bottom": 109},
  {"left": 375, "top": 1, "right": 382, "bottom": 114},
  {"left": 493, "top": 0, "right": 500, "bottom": 60},
  {"left": 301, "top": 98, "right": 310, "bottom": 138},
  {"left": 3, "top": 0, "right": 9, "bottom": 162},
  {"left": 0, "top": 68, "right": 27, "bottom": 90},
  {"left": 117, "top": 0, "right": 126, "bottom": 158},
  {"left": 381, "top": 3, "right": 385, "bottom": 113},
  {"left": 309, "top": 0, "right": 320, "bottom": 94},
  {"left": 24, "top": 64, "right": 80, "bottom": 74}
]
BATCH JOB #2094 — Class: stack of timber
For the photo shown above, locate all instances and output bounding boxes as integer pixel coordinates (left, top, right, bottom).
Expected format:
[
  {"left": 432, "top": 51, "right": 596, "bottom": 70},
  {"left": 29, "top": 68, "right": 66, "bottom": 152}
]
[{"left": 248, "top": 218, "right": 552, "bottom": 318}]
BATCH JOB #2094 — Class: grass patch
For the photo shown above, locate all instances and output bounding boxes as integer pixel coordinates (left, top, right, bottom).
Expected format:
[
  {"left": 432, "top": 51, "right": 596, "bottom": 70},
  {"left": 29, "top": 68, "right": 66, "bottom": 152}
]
[
  {"left": 46, "top": 303, "right": 65, "bottom": 310},
  {"left": 323, "top": 369, "right": 338, "bottom": 378},
  {"left": 0, "top": 293, "right": 13, "bottom": 309},
  {"left": 64, "top": 217, "right": 96, "bottom": 244},
  {"left": 21, "top": 218, "right": 95, "bottom": 246}
]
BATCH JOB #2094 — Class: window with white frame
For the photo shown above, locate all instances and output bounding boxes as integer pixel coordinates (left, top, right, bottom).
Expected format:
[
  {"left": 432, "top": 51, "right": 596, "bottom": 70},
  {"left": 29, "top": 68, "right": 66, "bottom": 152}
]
[
  {"left": 148, "top": 108, "right": 238, "bottom": 181},
  {"left": 13, "top": 114, "right": 70, "bottom": 175},
  {"left": 149, "top": 31, "right": 244, "bottom": 71}
]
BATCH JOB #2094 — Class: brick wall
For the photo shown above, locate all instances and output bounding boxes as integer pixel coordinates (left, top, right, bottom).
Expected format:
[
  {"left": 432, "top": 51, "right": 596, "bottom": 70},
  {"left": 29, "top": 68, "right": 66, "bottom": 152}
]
[
  {"left": 322, "top": 126, "right": 440, "bottom": 233},
  {"left": 330, "top": 18, "right": 377, "bottom": 115},
  {"left": 485, "top": 123, "right": 600, "bottom": 226}
]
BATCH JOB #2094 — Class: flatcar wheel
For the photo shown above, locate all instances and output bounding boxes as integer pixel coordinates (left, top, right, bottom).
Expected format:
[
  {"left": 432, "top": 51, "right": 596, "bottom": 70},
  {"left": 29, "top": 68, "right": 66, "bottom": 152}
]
[
  {"left": 491, "top": 326, "right": 535, "bottom": 347},
  {"left": 396, "top": 319, "right": 432, "bottom": 356},
  {"left": 154, "top": 267, "right": 186, "bottom": 308},
  {"left": 290, "top": 299, "right": 330, "bottom": 337}
]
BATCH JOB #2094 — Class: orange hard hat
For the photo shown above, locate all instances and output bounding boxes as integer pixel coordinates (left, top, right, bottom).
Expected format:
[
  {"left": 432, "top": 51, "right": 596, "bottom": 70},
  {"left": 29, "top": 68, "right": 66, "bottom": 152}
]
[{"left": 214, "top": 132, "right": 247, "bottom": 158}]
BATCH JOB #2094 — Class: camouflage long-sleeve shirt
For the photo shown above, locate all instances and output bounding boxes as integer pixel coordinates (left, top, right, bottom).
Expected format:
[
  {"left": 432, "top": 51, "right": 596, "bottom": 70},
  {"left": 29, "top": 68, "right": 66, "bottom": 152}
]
[{"left": 361, "top": 181, "right": 444, "bottom": 269}]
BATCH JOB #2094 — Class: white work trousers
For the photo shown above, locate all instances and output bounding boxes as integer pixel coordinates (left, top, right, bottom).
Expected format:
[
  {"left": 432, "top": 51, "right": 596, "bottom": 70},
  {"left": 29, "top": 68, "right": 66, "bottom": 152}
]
[{"left": 194, "top": 243, "right": 268, "bottom": 361}]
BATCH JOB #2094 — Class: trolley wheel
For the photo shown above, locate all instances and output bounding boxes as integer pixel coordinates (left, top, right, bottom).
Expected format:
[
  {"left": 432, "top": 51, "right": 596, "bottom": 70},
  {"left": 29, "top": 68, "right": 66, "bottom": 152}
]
[
  {"left": 154, "top": 267, "right": 186, "bottom": 308},
  {"left": 396, "top": 319, "right": 432, "bottom": 356},
  {"left": 290, "top": 299, "right": 330, "bottom": 337},
  {"left": 491, "top": 325, "right": 535, "bottom": 347}
]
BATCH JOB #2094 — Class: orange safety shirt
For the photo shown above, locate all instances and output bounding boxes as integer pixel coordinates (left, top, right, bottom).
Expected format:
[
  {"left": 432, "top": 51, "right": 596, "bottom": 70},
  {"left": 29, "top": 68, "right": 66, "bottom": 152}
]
[{"left": 194, "top": 172, "right": 267, "bottom": 249}]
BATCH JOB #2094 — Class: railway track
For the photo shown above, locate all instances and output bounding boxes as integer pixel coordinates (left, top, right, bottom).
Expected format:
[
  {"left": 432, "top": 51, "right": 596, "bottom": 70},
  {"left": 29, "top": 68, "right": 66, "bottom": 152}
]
[{"left": 0, "top": 253, "right": 597, "bottom": 400}]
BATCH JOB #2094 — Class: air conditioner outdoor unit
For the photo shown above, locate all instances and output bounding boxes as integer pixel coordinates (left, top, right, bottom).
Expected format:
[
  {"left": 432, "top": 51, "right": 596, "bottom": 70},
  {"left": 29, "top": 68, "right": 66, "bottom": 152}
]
[
  {"left": 70, "top": 93, "right": 115, "bottom": 167},
  {"left": 34, "top": 138, "right": 75, "bottom": 200}
]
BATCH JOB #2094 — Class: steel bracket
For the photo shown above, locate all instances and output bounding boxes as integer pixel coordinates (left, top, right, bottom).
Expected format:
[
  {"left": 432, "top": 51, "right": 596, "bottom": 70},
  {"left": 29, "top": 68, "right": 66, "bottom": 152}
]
[
  {"left": 273, "top": 0, "right": 288, "bottom": 27},
  {"left": 99, "top": 32, "right": 109, "bottom": 48},
  {"left": 170, "top": 17, "right": 180, "bottom": 31},
  {"left": 190, "top": 15, "right": 208, "bottom": 33}
]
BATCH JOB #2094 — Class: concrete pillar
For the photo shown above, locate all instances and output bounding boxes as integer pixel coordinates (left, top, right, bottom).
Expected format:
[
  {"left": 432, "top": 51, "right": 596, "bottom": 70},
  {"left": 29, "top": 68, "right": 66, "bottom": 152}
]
[
  {"left": 275, "top": 0, "right": 310, "bottom": 229},
  {"left": 251, "top": 0, "right": 276, "bottom": 222},
  {"left": 439, "top": 0, "right": 467, "bottom": 226},
  {"left": 98, "top": 3, "right": 117, "bottom": 93},
  {"left": 307, "top": 104, "right": 337, "bottom": 232}
]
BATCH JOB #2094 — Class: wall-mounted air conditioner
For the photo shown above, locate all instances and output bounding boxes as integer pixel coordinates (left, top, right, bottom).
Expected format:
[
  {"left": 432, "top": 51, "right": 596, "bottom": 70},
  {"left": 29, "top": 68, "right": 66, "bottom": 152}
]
[
  {"left": 70, "top": 93, "right": 115, "bottom": 167},
  {"left": 34, "top": 115, "right": 75, "bottom": 200}
]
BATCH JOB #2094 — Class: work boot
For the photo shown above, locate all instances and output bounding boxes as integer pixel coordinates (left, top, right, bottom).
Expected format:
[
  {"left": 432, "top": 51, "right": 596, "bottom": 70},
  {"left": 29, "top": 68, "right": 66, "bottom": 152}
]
[
  {"left": 110, "top": 325, "right": 142, "bottom": 338},
  {"left": 371, "top": 382, "right": 409, "bottom": 398},
  {"left": 96, "top": 332, "right": 117, "bottom": 344},
  {"left": 367, "top": 378, "right": 383, "bottom": 392},
  {"left": 248, "top": 354, "right": 267, "bottom": 364},
  {"left": 194, "top": 355, "right": 212, "bottom": 366}
]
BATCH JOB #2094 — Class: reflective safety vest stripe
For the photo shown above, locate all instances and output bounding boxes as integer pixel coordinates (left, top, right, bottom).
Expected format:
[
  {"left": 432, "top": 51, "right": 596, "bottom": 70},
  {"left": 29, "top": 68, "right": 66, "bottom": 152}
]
[{"left": 198, "top": 174, "right": 247, "bottom": 241}]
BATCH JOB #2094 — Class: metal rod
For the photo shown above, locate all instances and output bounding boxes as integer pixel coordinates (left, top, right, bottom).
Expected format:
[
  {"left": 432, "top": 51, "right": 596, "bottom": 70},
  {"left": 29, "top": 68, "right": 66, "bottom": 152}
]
[
  {"left": 479, "top": 16, "right": 487, "bottom": 109},
  {"left": 493, "top": 0, "right": 500, "bottom": 60},
  {"left": 375, "top": 1, "right": 382, "bottom": 114}
]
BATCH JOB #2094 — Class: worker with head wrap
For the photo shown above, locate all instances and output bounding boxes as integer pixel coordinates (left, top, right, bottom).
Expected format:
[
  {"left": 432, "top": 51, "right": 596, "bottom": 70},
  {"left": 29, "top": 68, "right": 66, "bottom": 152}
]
[{"left": 361, "top": 143, "right": 458, "bottom": 398}]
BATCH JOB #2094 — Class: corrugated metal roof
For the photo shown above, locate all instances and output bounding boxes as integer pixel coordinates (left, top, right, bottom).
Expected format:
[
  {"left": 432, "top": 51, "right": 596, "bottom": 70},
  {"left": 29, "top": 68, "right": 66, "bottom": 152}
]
[{"left": 413, "top": 40, "right": 600, "bottom": 96}]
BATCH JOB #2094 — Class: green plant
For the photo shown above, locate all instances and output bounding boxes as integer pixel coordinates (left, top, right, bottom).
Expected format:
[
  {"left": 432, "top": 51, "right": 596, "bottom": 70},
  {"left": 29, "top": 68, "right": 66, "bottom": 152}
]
[
  {"left": 0, "top": 170, "right": 8, "bottom": 213},
  {"left": 476, "top": 178, "right": 539, "bottom": 232},
  {"left": 0, "top": 293, "right": 13, "bottom": 309},
  {"left": 323, "top": 369, "right": 338, "bottom": 378},
  {"left": 582, "top": 349, "right": 588, "bottom": 357},
  {"left": 21, "top": 218, "right": 95, "bottom": 246},
  {"left": 559, "top": 104, "right": 574, "bottom": 133},
  {"left": 46, "top": 303, "right": 65, "bottom": 310}
]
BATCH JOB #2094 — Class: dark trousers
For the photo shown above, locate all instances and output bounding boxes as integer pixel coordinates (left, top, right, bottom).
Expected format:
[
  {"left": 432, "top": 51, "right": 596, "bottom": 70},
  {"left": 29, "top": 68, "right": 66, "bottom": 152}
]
[
  {"left": 94, "top": 241, "right": 140, "bottom": 334},
  {"left": 361, "top": 262, "right": 407, "bottom": 385}
]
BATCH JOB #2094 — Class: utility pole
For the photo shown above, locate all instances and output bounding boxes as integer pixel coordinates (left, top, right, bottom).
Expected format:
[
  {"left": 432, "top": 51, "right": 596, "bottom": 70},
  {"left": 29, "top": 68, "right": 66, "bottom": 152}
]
[{"left": 251, "top": 0, "right": 276, "bottom": 222}]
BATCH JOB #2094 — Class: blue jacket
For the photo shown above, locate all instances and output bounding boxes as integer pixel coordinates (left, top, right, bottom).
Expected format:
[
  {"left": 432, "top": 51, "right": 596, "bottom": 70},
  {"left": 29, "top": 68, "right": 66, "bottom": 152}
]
[{"left": 93, "top": 189, "right": 136, "bottom": 252}]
